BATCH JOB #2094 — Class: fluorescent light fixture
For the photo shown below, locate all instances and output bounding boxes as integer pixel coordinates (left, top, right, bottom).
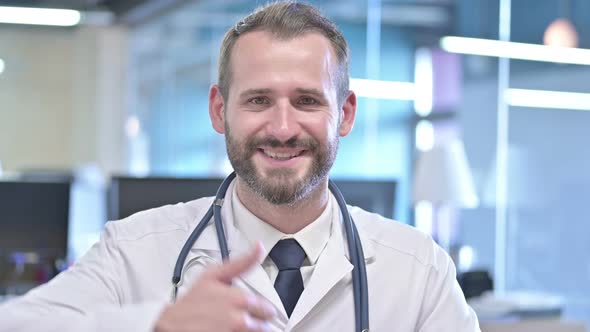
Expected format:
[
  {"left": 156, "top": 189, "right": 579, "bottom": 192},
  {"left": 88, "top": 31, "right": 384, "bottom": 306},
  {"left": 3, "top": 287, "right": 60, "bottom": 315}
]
[
  {"left": 505, "top": 88, "right": 590, "bottom": 111},
  {"left": 0, "top": 58, "right": 4, "bottom": 74},
  {"left": 440, "top": 36, "right": 590, "bottom": 66},
  {"left": 414, "top": 48, "right": 433, "bottom": 116},
  {"left": 0, "top": 6, "right": 81, "bottom": 26},
  {"left": 350, "top": 78, "right": 415, "bottom": 100}
]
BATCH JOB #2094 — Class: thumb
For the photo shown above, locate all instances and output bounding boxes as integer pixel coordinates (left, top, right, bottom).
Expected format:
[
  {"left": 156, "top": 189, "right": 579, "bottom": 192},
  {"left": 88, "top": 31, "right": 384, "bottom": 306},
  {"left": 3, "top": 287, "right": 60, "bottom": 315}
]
[{"left": 210, "top": 242, "right": 265, "bottom": 284}]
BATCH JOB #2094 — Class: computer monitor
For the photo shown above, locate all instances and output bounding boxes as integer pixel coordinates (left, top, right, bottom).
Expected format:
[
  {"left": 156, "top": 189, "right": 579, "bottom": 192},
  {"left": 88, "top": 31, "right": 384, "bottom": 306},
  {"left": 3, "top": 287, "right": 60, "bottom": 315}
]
[
  {"left": 0, "top": 180, "right": 71, "bottom": 257},
  {"left": 108, "top": 176, "right": 224, "bottom": 220},
  {"left": 331, "top": 179, "right": 396, "bottom": 219},
  {"left": 109, "top": 176, "right": 396, "bottom": 220}
]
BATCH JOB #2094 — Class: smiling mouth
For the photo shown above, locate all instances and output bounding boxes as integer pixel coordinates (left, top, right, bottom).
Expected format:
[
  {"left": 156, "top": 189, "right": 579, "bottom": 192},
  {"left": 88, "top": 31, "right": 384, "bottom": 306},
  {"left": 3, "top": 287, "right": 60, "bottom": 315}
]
[{"left": 259, "top": 149, "right": 305, "bottom": 161}]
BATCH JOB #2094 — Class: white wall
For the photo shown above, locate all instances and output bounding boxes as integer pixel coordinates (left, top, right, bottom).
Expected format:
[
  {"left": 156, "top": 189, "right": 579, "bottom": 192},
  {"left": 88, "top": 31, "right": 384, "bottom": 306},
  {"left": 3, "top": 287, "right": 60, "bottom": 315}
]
[{"left": 0, "top": 24, "right": 127, "bottom": 175}]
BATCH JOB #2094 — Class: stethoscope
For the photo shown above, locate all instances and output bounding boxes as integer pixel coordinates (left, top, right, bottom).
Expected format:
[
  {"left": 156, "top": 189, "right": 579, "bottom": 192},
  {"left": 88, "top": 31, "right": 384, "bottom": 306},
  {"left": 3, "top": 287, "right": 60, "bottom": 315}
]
[{"left": 171, "top": 172, "right": 370, "bottom": 332}]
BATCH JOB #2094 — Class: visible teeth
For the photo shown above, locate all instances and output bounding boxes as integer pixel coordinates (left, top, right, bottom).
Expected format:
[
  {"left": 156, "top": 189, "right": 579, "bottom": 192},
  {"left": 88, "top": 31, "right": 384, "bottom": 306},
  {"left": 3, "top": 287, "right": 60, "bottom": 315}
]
[{"left": 263, "top": 150, "right": 301, "bottom": 160}]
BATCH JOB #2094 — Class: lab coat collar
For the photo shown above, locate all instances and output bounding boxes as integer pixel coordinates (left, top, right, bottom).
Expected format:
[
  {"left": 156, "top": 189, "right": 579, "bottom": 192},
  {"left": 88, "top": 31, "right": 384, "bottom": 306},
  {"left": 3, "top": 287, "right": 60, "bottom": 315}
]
[
  {"left": 183, "top": 179, "right": 243, "bottom": 253},
  {"left": 185, "top": 178, "right": 375, "bottom": 260},
  {"left": 340, "top": 219, "right": 375, "bottom": 263}
]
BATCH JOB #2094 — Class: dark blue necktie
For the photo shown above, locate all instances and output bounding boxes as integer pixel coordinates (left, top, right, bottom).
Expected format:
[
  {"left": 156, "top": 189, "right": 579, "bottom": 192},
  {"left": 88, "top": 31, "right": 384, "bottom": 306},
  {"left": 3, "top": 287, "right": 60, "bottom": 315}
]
[{"left": 269, "top": 239, "right": 306, "bottom": 317}]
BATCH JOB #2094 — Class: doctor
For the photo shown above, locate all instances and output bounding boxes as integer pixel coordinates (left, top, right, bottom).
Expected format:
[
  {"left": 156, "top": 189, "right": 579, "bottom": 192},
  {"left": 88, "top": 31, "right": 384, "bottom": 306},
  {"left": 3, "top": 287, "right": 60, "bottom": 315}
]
[{"left": 0, "top": 1, "right": 480, "bottom": 331}]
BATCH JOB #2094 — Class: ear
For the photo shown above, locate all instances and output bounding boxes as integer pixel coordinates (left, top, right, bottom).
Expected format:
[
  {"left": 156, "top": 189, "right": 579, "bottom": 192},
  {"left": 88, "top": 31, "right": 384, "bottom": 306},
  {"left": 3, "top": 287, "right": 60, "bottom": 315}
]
[
  {"left": 338, "top": 90, "right": 357, "bottom": 137},
  {"left": 209, "top": 84, "right": 226, "bottom": 134}
]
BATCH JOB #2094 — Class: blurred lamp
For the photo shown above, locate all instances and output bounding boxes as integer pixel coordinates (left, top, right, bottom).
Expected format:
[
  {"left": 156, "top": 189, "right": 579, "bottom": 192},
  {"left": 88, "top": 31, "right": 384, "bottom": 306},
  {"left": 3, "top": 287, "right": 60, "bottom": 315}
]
[
  {"left": 544, "top": 18, "right": 578, "bottom": 48},
  {"left": 413, "top": 139, "right": 478, "bottom": 249},
  {"left": 414, "top": 139, "right": 479, "bottom": 208}
]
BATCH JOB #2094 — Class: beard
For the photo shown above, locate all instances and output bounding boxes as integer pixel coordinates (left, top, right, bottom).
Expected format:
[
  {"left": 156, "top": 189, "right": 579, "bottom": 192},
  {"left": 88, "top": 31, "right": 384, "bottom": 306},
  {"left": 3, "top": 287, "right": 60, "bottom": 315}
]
[{"left": 225, "top": 123, "right": 338, "bottom": 205}]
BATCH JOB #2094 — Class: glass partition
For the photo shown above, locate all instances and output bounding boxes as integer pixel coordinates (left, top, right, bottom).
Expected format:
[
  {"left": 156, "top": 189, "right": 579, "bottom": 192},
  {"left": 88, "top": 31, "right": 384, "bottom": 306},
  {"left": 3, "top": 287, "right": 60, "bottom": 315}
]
[{"left": 456, "top": 0, "right": 590, "bottom": 326}]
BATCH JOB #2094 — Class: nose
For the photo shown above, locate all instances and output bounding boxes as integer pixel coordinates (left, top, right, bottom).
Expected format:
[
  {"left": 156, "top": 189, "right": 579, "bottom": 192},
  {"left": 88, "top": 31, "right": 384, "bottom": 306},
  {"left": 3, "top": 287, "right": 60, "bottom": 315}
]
[{"left": 266, "top": 99, "right": 302, "bottom": 142}]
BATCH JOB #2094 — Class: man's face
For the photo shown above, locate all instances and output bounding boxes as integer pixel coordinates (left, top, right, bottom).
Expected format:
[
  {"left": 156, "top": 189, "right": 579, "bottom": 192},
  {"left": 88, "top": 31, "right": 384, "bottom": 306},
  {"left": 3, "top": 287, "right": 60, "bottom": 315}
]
[{"left": 211, "top": 30, "right": 355, "bottom": 205}]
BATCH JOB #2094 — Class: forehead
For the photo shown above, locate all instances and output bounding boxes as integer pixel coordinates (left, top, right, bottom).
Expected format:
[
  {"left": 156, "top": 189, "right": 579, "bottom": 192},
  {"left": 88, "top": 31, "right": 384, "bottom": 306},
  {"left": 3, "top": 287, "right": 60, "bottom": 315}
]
[{"left": 228, "top": 30, "right": 337, "bottom": 92}]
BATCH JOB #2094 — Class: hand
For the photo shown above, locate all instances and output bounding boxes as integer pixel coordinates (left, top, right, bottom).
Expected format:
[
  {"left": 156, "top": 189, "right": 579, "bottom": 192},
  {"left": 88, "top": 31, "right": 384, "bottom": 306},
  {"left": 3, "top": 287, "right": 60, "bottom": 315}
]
[{"left": 154, "top": 243, "right": 276, "bottom": 332}]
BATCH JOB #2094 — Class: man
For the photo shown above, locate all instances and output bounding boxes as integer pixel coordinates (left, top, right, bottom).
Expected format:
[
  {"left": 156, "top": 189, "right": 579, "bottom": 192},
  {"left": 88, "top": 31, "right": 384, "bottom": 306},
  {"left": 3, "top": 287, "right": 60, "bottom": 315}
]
[{"left": 0, "top": 2, "right": 480, "bottom": 331}]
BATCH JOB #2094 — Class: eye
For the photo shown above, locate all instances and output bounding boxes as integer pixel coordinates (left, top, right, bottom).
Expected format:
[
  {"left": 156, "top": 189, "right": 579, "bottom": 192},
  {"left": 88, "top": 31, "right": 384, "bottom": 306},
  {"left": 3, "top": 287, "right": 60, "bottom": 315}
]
[
  {"left": 299, "top": 96, "right": 317, "bottom": 105},
  {"left": 249, "top": 96, "right": 268, "bottom": 105}
]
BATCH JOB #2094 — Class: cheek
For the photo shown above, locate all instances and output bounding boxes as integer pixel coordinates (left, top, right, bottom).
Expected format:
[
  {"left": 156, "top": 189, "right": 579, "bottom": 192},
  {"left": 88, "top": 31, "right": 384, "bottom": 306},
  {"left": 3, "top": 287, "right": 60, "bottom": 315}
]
[
  {"left": 226, "top": 113, "right": 260, "bottom": 137},
  {"left": 302, "top": 114, "right": 338, "bottom": 139}
]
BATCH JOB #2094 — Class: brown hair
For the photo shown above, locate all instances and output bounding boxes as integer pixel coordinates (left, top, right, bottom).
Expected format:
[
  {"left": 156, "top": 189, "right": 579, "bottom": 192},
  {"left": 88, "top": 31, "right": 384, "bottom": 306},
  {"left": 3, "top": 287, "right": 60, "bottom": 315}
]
[{"left": 217, "top": 1, "right": 350, "bottom": 107}]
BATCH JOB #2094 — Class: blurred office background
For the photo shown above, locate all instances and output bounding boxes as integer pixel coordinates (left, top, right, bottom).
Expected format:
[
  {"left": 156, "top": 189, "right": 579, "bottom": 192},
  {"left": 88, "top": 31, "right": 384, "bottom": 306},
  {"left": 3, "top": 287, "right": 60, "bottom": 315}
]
[{"left": 0, "top": 0, "right": 589, "bottom": 329}]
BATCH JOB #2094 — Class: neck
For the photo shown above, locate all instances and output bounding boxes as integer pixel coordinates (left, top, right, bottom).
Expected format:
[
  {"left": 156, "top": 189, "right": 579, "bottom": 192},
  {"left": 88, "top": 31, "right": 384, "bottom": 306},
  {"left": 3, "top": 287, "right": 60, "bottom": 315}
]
[{"left": 235, "top": 177, "right": 329, "bottom": 234}]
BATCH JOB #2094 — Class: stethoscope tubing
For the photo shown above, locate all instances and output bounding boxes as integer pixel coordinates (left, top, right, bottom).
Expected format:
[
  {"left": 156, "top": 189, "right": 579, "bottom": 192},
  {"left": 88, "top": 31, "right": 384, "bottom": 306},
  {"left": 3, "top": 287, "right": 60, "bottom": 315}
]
[
  {"left": 213, "top": 172, "right": 236, "bottom": 261},
  {"left": 171, "top": 172, "right": 369, "bottom": 331},
  {"left": 329, "top": 179, "right": 369, "bottom": 331}
]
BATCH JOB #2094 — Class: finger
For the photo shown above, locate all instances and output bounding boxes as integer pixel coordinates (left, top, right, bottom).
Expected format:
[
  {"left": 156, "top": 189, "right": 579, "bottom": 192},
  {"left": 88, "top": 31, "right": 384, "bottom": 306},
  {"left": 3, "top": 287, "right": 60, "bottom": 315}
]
[
  {"left": 233, "top": 312, "right": 272, "bottom": 332},
  {"left": 200, "top": 284, "right": 277, "bottom": 321},
  {"left": 211, "top": 284, "right": 277, "bottom": 320},
  {"left": 244, "top": 295, "right": 277, "bottom": 321},
  {"left": 210, "top": 242, "right": 264, "bottom": 283}
]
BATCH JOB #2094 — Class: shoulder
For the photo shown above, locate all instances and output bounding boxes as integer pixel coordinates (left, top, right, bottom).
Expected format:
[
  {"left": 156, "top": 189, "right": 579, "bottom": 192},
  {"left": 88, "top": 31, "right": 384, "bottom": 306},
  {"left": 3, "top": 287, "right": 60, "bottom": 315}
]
[
  {"left": 349, "top": 206, "right": 448, "bottom": 271},
  {"left": 105, "top": 196, "right": 215, "bottom": 242}
]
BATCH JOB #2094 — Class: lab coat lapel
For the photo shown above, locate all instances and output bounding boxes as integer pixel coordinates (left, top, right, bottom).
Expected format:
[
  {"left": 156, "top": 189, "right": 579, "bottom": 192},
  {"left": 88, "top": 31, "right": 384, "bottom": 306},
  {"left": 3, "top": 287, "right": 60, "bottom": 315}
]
[
  {"left": 229, "top": 228, "right": 286, "bottom": 317},
  {"left": 287, "top": 213, "right": 376, "bottom": 329},
  {"left": 287, "top": 231, "right": 353, "bottom": 329},
  {"left": 222, "top": 190, "right": 286, "bottom": 317}
]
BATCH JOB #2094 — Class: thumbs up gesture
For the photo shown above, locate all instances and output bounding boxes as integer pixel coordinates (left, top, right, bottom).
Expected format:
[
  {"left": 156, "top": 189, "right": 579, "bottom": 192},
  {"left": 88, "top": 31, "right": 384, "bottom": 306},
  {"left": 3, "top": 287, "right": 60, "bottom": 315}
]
[{"left": 155, "top": 243, "right": 276, "bottom": 332}]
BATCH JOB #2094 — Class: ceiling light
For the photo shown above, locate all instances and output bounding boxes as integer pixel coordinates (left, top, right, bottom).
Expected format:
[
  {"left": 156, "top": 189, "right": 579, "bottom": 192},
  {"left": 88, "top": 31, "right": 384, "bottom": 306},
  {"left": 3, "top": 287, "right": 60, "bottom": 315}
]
[
  {"left": 0, "top": 6, "right": 81, "bottom": 26},
  {"left": 440, "top": 36, "right": 590, "bottom": 66},
  {"left": 505, "top": 89, "right": 590, "bottom": 111},
  {"left": 414, "top": 48, "right": 433, "bottom": 116},
  {"left": 350, "top": 78, "right": 415, "bottom": 100}
]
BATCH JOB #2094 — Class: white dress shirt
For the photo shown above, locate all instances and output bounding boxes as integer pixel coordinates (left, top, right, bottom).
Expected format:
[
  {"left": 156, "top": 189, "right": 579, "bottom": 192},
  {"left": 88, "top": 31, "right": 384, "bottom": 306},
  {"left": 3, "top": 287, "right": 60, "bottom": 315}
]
[{"left": 231, "top": 187, "right": 334, "bottom": 287}]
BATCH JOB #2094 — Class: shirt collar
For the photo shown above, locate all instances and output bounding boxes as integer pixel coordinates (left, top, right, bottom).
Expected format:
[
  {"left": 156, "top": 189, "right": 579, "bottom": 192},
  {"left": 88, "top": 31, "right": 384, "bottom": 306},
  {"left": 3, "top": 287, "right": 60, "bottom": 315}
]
[{"left": 231, "top": 183, "right": 334, "bottom": 265}]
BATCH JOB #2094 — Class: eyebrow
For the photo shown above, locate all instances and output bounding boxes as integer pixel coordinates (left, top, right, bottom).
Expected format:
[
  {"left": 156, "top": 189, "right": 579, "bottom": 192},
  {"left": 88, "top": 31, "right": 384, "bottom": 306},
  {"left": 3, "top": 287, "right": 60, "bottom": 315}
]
[
  {"left": 295, "top": 88, "right": 327, "bottom": 99},
  {"left": 239, "top": 89, "right": 272, "bottom": 99},
  {"left": 238, "top": 87, "right": 328, "bottom": 100}
]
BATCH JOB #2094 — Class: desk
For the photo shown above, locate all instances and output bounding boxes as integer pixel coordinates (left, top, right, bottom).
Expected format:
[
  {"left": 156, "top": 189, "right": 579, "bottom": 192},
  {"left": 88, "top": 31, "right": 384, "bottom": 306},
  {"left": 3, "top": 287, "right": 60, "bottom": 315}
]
[{"left": 481, "top": 319, "right": 587, "bottom": 332}]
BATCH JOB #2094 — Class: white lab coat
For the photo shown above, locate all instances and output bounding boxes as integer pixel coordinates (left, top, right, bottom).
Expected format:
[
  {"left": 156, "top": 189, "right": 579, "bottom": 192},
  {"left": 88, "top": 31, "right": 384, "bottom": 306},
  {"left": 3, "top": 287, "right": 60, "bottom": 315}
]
[{"left": 0, "top": 182, "right": 480, "bottom": 332}]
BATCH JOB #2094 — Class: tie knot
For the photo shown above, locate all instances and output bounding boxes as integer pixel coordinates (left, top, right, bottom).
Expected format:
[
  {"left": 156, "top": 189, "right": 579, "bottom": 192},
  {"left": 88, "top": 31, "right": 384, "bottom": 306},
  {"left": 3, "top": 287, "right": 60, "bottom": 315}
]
[{"left": 269, "top": 239, "right": 306, "bottom": 271}]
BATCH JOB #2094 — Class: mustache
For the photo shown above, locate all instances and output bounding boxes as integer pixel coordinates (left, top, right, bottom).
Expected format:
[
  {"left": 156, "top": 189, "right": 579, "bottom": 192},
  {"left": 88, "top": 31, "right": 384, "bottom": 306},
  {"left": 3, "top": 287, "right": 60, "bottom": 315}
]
[{"left": 247, "top": 136, "right": 318, "bottom": 150}]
